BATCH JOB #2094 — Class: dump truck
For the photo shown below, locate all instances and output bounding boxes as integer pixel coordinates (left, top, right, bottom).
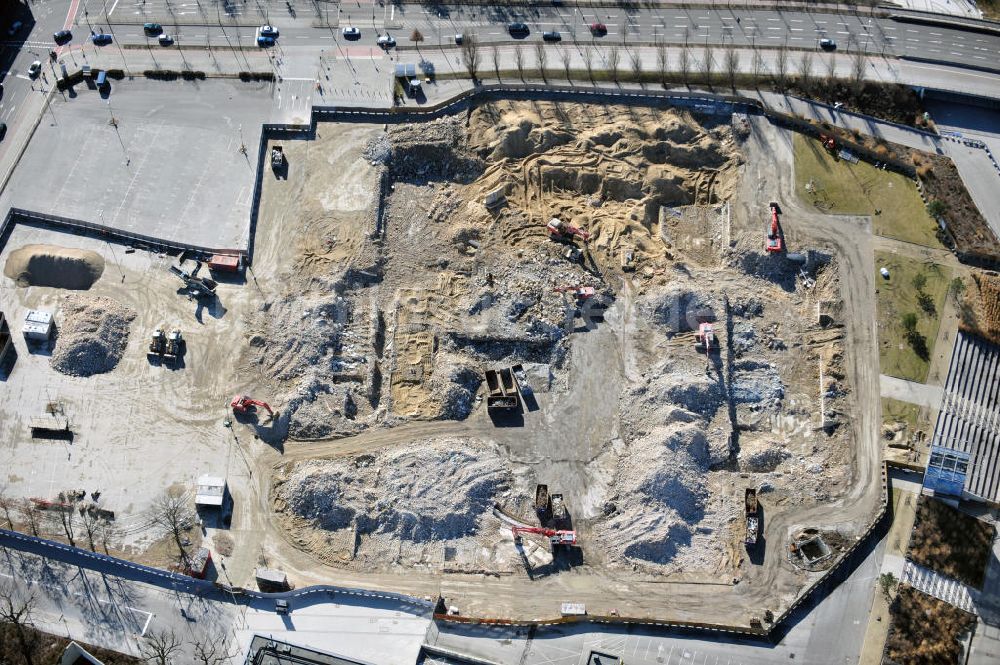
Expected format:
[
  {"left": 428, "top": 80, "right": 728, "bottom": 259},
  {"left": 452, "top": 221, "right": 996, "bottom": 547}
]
[
  {"left": 535, "top": 484, "right": 550, "bottom": 519},
  {"left": 745, "top": 488, "right": 759, "bottom": 546},
  {"left": 271, "top": 145, "right": 284, "bottom": 171}
]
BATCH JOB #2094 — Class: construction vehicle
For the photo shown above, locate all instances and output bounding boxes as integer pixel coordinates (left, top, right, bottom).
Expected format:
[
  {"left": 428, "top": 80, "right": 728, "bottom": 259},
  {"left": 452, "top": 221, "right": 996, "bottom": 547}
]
[
  {"left": 563, "top": 246, "right": 583, "bottom": 264},
  {"left": 818, "top": 133, "right": 836, "bottom": 153},
  {"left": 169, "top": 264, "right": 218, "bottom": 298},
  {"left": 546, "top": 217, "right": 591, "bottom": 242},
  {"left": 745, "top": 487, "right": 759, "bottom": 546},
  {"left": 148, "top": 328, "right": 166, "bottom": 357},
  {"left": 512, "top": 525, "right": 577, "bottom": 547},
  {"left": 484, "top": 368, "right": 519, "bottom": 411},
  {"left": 535, "top": 484, "right": 550, "bottom": 519},
  {"left": 230, "top": 395, "right": 275, "bottom": 421},
  {"left": 271, "top": 145, "right": 285, "bottom": 171},
  {"left": 165, "top": 329, "right": 183, "bottom": 359},
  {"left": 766, "top": 202, "right": 783, "bottom": 254},
  {"left": 553, "top": 285, "right": 596, "bottom": 301},
  {"left": 695, "top": 322, "right": 718, "bottom": 353}
]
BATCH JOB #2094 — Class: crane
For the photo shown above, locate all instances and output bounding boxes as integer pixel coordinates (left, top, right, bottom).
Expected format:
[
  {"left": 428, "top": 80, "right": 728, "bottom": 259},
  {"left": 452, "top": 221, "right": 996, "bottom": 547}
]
[
  {"left": 511, "top": 525, "right": 577, "bottom": 547},
  {"left": 766, "top": 202, "right": 783, "bottom": 253},
  {"left": 230, "top": 395, "right": 275, "bottom": 421},
  {"left": 546, "top": 218, "right": 591, "bottom": 242}
]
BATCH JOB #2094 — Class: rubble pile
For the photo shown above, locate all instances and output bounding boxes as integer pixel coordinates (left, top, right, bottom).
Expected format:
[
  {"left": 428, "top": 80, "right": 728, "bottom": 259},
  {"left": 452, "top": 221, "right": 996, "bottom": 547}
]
[
  {"left": 386, "top": 118, "right": 484, "bottom": 182},
  {"left": 51, "top": 295, "right": 136, "bottom": 377}
]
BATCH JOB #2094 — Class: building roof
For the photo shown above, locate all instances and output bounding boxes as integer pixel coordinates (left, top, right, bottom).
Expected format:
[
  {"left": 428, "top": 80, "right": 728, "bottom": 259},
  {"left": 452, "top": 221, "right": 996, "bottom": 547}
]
[
  {"left": 245, "top": 635, "right": 375, "bottom": 665},
  {"left": 394, "top": 63, "right": 417, "bottom": 78},
  {"left": 930, "top": 332, "right": 1000, "bottom": 504},
  {"left": 195, "top": 475, "right": 226, "bottom": 506}
]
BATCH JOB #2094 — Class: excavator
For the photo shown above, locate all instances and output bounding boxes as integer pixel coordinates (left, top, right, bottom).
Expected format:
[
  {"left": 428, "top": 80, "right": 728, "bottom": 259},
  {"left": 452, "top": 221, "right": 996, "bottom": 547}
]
[
  {"left": 511, "top": 525, "right": 578, "bottom": 547},
  {"left": 546, "top": 218, "right": 591, "bottom": 242},
  {"left": 230, "top": 395, "right": 275, "bottom": 421},
  {"left": 695, "top": 322, "right": 718, "bottom": 352},
  {"left": 553, "top": 285, "right": 596, "bottom": 301}
]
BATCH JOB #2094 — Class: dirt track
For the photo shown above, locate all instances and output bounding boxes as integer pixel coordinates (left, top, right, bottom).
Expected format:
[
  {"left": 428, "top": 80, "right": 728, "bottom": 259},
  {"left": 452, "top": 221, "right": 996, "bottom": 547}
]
[{"left": 219, "top": 114, "right": 884, "bottom": 625}]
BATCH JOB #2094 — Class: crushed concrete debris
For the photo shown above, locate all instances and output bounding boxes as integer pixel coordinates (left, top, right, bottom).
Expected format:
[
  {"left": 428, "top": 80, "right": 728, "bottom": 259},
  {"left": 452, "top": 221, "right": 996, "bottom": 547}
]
[{"left": 50, "top": 295, "right": 135, "bottom": 377}]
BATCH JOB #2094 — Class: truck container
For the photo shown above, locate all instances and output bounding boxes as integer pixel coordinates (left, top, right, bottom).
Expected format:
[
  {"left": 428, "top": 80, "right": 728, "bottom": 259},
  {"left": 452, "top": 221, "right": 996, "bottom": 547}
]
[
  {"left": 745, "top": 488, "right": 759, "bottom": 546},
  {"left": 499, "top": 368, "right": 516, "bottom": 395},
  {"left": 484, "top": 369, "right": 503, "bottom": 397},
  {"left": 208, "top": 254, "right": 241, "bottom": 273},
  {"left": 534, "top": 484, "right": 550, "bottom": 519},
  {"left": 256, "top": 568, "right": 291, "bottom": 592},
  {"left": 22, "top": 310, "right": 53, "bottom": 341},
  {"left": 551, "top": 493, "right": 567, "bottom": 520}
]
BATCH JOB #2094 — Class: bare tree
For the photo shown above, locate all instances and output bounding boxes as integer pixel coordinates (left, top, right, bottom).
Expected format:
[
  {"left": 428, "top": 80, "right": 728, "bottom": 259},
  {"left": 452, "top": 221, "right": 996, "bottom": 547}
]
[
  {"left": 0, "top": 579, "right": 37, "bottom": 665},
  {"left": 798, "top": 50, "right": 814, "bottom": 91},
  {"left": 751, "top": 48, "right": 766, "bottom": 85},
  {"left": 0, "top": 488, "right": 15, "bottom": 529},
  {"left": 513, "top": 45, "right": 525, "bottom": 80},
  {"left": 656, "top": 41, "right": 669, "bottom": 85},
  {"left": 584, "top": 46, "right": 594, "bottom": 81},
  {"left": 490, "top": 44, "right": 501, "bottom": 79},
  {"left": 724, "top": 45, "right": 740, "bottom": 91},
  {"left": 629, "top": 49, "right": 642, "bottom": 82},
  {"left": 190, "top": 633, "right": 237, "bottom": 665},
  {"left": 80, "top": 507, "right": 101, "bottom": 552},
  {"left": 679, "top": 43, "right": 691, "bottom": 83},
  {"left": 775, "top": 45, "right": 789, "bottom": 90},
  {"left": 560, "top": 49, "right": 572, "bottom": 82},
  {"left": 149, "top": 488, "right": 195, "bottom": 567},
  {"left": 140, "top": 628, "right": 183, "bottom": 665},
  {"left": 608, "top": 46, "right": 621, "bottom": 82},
  {"left": 534, "top": 42, "right": 547, "bottom": 80},
  {"left": 17, "top": 500, "right": 42, "bottom": 537},
  {"left": 54, "top": 502, "right": 76, "bottom": 547},
  {"left": 460, "top": 33, "right": 481, "bottom": 83},
  {"left": 98, "top": 518, "right": 118, "bottom": 555},
  {"left": 824, "top": 55, "right": 836, "bottom": 86},
  {"left": 701, "top": 43, "right": 714, "bottom": 84},
  {"left": 851, "top": 49, "right": 866, "bottom": 93}
]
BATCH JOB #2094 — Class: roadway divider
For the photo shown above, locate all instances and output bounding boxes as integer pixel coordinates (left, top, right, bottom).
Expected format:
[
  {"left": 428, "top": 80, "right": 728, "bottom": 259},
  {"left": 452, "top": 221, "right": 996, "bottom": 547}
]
[{"left": 885, "top": 7, "right": 1000, "bottom": 36}]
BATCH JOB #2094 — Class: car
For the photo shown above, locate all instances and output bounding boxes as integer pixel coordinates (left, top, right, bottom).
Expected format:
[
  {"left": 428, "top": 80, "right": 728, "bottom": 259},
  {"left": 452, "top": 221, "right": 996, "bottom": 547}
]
[
  {"left": 376, "top": 34, "right": 396, "bottom": 49},
  {"left": 28, "top": 61, "right": 42, "bottom": 78},
  {"left": 143, "top": 22, "right": 162, "bottom": 35},
  {"left": 8, "top": 21, "right": 22, "bottom": 36},
  {"left": 158, "top": 34, "right": 174, "bottom": 46},
  {"left": 508, "top": 22, "right": 529, "bottom": 37},
  {"left": 542, "top": 30, "right": 561, "bottom": 42},
  {"left": 819, "top": 38, "right": 837, "bottom": 50},
  {"left": 589, "top": 22, "right": 607, "bottom": 36},
  {"left": 342, "top": 26, "right": 361, "bottom": 39},
  {"left": 259, "top": 25, "right": 278, "bottom": 37},
  {"left": 454, "top": 34, "right": 464, "bottom": 45},
  {"left": 256, "top": 35, "right": 275, "bottom": 47},
  {"left": 275, "top": 599, "right": 289, "bottom": 615},
  {"left": 91, "top": 33, "right": 113, "bottom": 45},
  {"left": 53, "top": 30, "right": 72, "bottom": 45},
  {"left": 0, "top": 122, "right": 6, "bottom": 141}
]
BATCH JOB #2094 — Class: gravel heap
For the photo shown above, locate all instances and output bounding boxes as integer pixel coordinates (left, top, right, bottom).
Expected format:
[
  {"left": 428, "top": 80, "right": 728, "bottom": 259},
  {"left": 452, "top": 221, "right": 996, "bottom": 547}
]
[
  {"left": 51, "top": 295, "right": 136, "bottom": 377},
  {"left": 4, "top": 244, "right": 105, "bottom": 290},
  {"left": 362, "top": 133, "right": 391, "bottom": 165},
  {"left": 276, "top": 439, "right": 511, "bottom": 543}
]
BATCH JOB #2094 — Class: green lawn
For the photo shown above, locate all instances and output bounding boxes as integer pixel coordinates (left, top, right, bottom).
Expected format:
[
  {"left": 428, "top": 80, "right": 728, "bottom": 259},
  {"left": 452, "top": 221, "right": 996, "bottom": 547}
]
[
  {"left": 875, "top": 251, "right": 950, "bottom": 383},
  {"left": 794, "top": 134, "right": 943, "bottom": 248},
  {"left": 882, "top": 397, "right": 928, "bottom": 433}
]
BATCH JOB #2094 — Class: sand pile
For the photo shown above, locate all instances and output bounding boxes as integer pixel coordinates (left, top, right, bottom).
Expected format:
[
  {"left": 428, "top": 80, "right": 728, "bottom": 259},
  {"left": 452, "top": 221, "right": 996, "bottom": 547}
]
[
  {"left": 274, "top": 439, "right": 511, "bottom": 545},
  {"left": 51, "top": 295, "right": 135, "bottom": 377},
  {"left": 4, "top": 244, "right": 105, "bottom": 290}
]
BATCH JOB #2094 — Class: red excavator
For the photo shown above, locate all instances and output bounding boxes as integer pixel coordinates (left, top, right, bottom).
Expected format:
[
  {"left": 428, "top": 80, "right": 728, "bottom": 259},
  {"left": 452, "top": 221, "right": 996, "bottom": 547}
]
[
  {"left": 230, "top": 395, "right": 275, "bottom": 421},
  {"left": 819, "top": 133, "right": 836, "bottom": 153},
  {"left": 546, "top": 218, "right": 591, "bottom": 242},
  {"left": 766, "top": 202, "right": 783, "bottom": 253},
  {"left": 512, "top": 525, "right": 578, "bottom": 547},
  {"left": 695, "top": 322, "right": 718, "bottom": 352}
]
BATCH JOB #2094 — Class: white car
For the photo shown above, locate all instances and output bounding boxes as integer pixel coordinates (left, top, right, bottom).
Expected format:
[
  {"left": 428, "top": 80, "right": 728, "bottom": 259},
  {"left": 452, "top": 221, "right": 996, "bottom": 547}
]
[
  {"left": 259, "top": 25, "right": 279, "bottom": 38},
  {"left": 376, "top": 34, "right": 396, "bottom": 49},
  {"left": 28, "top": 61, "right": 42, "bottom": 78},
  {"left": 342, "top": 26, "right": 361, "bottom": 39},
  {"left": 158, "top": 34, "right": 174, "bottom": 46}
]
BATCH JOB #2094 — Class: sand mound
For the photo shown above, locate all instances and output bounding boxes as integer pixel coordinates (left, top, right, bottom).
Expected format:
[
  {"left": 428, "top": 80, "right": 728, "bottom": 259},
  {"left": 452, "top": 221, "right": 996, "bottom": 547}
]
[
  {"left": 276, "top": 439, "right": 510, "bottom": 542},
  {"left": 4, "top": 244, "right": 105, "bottom": 290},
  {"left": 51, "top": 295, "right": 136, "bottom": 377}
]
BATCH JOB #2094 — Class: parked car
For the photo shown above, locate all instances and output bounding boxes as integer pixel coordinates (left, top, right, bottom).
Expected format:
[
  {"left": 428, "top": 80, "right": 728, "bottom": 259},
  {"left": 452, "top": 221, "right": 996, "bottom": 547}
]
[
  {"left": 158, "top": 34, "right": 174, "bottom": 46},
  {"left": 8, "top": 21, "right": 23, "bottom": 37},
  {"left": 0, "top": 122, "right": 6, "bottom": 141},
  {"left": 53, "top": 30, "right": 72, "bottom": 45},
  {"left": 376, "top": 34, "right": 396, "bottom": 49},
  {"left": 454, "top": 34, "right": 464, "bottom": 45},
  {"left": 256, "top": 35, "right": 275, "bottom": 47},
  {"left": 259, "top": 25, "right": 279, "bottom": 37},
  {"left": 91, "top": 33, "right": 113, "bottom": 45},
  {"left": 508, "top": 22, "right": 529, "bottom": 37},
  {"left": 342, "top": 26, "right": 361, "bottom": 39},
  {"left": 28, "top": 61, "right": 42, "bottom": 78},
  {"left": 542, "top": 30, "right": 561, "bottom": 42},
  {"left": 143, "top": 22, "right": 163, "bottom": 35},
  {"left": 589, "top": 22, "right": 607, "bottom": 36},
  {"left": 819, "top": 38, "right": 837, "bottom": 50}
]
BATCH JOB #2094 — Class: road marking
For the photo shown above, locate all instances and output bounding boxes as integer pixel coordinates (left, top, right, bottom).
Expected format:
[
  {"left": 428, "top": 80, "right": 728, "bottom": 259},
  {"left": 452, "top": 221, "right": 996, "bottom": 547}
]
[
  {"left": 140, "top": 612, "right": 153, "bottom": 636},
  {"left": 109, "top": 0, "right": 120, "bottom": 15}
]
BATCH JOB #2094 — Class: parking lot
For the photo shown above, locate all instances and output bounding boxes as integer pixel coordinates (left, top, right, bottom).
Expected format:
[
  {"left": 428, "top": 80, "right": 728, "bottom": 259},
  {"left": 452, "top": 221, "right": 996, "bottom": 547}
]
[{"left": 5, "top": 78, "right": 274, "bottom": 251}]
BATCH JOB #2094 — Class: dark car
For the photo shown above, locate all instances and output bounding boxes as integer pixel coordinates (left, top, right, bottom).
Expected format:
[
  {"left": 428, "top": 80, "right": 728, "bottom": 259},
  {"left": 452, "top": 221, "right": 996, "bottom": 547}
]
[
  {"left": 53, "top": 30, "right": 72, "bottom": 45},
  {"left": 143, "top": 22, "right": 163, "bottom": 35},
  {"left": 819, "top": 38, "right": 837, "bottom": 51},
  {"left": 542, "top": 31, "right": 561, "bottom": 42},
  {"left": 0, "top": 123, "right": 7, "bottom": 141},
  {"left": 590, "top": 22, "right": 607, "bottom": 36},
  {"left": 508, "top": 22, "right": 529, "bottom": 37},
  {"left": 91, "top": 33, "right": 113, "bottom": 45}
]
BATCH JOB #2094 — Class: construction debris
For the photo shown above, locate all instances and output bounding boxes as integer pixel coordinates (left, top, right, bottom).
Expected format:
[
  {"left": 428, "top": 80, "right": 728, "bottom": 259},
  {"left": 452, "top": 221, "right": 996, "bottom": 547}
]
[{"left": 51, "top": 295, "right": 135, "bottom": 377}]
